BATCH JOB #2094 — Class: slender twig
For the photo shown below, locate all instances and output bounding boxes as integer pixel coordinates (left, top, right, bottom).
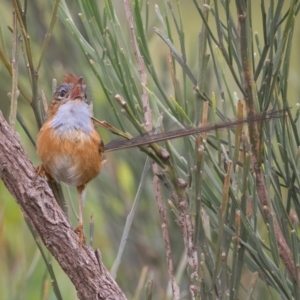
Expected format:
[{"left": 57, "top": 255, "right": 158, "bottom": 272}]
[
  {"left": 132, "top": 267, "right": 149, "bottom": 300},
  {"left": 173, "top": 189, "right": 200, "bottom": 299},
  {"left": 37, "top": 0, "right": 60, "bottom": 71},
  {"left": 124, "top": 2, "right": 200, "bottom": 297},
  {"left": 0, "top": 46, "right": 31, "bottom": 103},
  {"left": 153, "top": 168, "right": 180, "bottom": 300},
  {"left": 111, "top": 156, "right": 151, "bottom": 279},
  {"left": 196, "top": 0, "right": 210, "bottom": 124},
  {"left": 235, "top": 0, "right": 297, "bottom": 282},
  {"left": 11, "top": 0, "right": 34, "bottom": 76},
  {"left": 11, "top": 0, "right": 42, "bottom": 127},
  {"left": 123, "top": 0, "right": 152, "bottom": 131},
  {"left": 9, "top": 12, "right": 19, "bottom": 128}
]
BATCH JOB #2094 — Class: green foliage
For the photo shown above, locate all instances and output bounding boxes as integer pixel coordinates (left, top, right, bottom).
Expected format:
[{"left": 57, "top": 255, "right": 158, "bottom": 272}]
[{"left": 1, "top": 0, "right": 300, "bottom": 299}]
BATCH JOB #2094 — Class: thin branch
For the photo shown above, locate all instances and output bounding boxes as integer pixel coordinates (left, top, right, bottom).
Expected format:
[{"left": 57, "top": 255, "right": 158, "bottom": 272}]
[
  {"left": 9, "top": 12, "right": 19, "bottom": 128},
  {"left": 11, "top": 0, "right": 42, "bottom": 127},
  {"left": 173, "top": 188, "right": 200, "bottom": 299},
  {"left": 0, "top": 46, "right": 31, "bottom": 103},
  {"left": 111, "top": 157, "right": 151, "bottom": 279},
  {"left": 152, "top": 170, "right": 180, "bottom": 300},
  {"left": 235, "top": 0, "right": 297, "bottom": 283},
  {"left": 123, "top": 0, "right": 152, "bottom": 131},
  {"left": 37, "top": 0, "right": 60, "bottom": 71}
]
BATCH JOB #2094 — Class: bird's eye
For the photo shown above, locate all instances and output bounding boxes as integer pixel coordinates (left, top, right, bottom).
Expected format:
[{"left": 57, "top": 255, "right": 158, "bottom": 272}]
[
  {"left": 56, "top": 85, "right": 69, "bottom": 100},
  {"left": 59, "top": 89, "right": 67, "bottom": 98}
]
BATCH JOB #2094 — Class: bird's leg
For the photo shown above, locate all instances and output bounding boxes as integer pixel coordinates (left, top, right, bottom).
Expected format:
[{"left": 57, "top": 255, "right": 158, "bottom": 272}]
[{"left": 75, "top": 185, "right": 86, "bottom": 246}]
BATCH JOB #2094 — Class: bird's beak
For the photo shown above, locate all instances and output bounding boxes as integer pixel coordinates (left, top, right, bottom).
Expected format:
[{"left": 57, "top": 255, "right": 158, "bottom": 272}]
[{"left": 70, "top": 77, "right": 85, "bottom": 100}]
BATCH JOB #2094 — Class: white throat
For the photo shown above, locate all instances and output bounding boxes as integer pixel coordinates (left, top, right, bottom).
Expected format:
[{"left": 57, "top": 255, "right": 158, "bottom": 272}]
[{"left": 50, "top": 101, "right": 93, "bottom": 134}]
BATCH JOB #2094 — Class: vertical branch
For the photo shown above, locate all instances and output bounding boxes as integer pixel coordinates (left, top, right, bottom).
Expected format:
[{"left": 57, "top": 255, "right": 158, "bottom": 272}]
[
  {"left": 9, "top": 12, "right": 19, "bottom": 128},
  {"left": 37, "top": 0, "right": 60, "bottom": 72},
  {"left": 235, "top": 0, "right": 297, "bottom": 282},
  {"left": 123, "top": 0, "right": 152, "bottom": 131},
  {"left": 195, "top": 0, "right": 210, "bottom": 124},
  {"left": 0, "top": 47, "right": 31, "bottom": 103},
  {"left": 172, "top": 186, "right": 200, "bottom": 299},
  {"left": 123, "top": 2, "right": 201, "bottom": 296},
  {"left": 153, "top": 170, "right": 180, "bottom": 300},
  {"left": 11, "top": 0, "right": 42, "bottom": 127}
]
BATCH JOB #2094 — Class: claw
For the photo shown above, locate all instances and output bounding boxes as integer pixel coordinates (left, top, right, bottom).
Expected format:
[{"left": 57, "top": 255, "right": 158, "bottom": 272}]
[
  {"left": 35, "top": 164, "right": 53, "bottom": 181},
  {"left": 75, "top": 223, "right": 86, "bottom": 247}
]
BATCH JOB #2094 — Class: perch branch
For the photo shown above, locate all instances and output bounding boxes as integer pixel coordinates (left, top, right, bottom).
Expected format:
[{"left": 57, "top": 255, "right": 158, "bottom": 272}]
[{"left": 0, "top": 111, "right": 126, "bottom": 300}]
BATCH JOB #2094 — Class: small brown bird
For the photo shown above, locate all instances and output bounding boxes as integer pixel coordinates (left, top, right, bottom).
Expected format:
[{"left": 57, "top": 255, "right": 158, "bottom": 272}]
[
  {"left": 36, "top": 74, "right": 285, "bottom": 246},
  {"left": 37, "top": 74, "right": 104, "bottom": 245}
]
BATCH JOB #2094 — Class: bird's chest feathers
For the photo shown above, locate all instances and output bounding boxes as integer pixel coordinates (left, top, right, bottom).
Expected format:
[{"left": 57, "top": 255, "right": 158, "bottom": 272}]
[
  {"left": 50, "top": 101, "right": 93, "bottom": 136},
  {"left": 42, "top": 101, "right": 101, "bottom": 186}
]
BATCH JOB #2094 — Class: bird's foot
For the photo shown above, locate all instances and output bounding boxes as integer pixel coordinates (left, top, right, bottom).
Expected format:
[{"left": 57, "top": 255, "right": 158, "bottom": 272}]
[
  {"left": 75, "top": 223, "right": 86, "bottom": 247},
  {"left": 35, "top": 164, "right": 44, "bottom": 180},
  {"left": 35, "top": 165, "right": 53, "bottom": 181}
]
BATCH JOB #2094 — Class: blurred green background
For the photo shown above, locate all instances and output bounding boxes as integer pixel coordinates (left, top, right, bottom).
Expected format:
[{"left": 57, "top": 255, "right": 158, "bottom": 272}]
[{"left": 1, "top": 1, "right": 300, "bottom": 299}]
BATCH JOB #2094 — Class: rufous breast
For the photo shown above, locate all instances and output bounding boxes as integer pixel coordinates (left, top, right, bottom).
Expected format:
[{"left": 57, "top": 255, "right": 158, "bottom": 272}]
[{"left": 36, "top": 75, "right": 104, "bottom": 187}]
